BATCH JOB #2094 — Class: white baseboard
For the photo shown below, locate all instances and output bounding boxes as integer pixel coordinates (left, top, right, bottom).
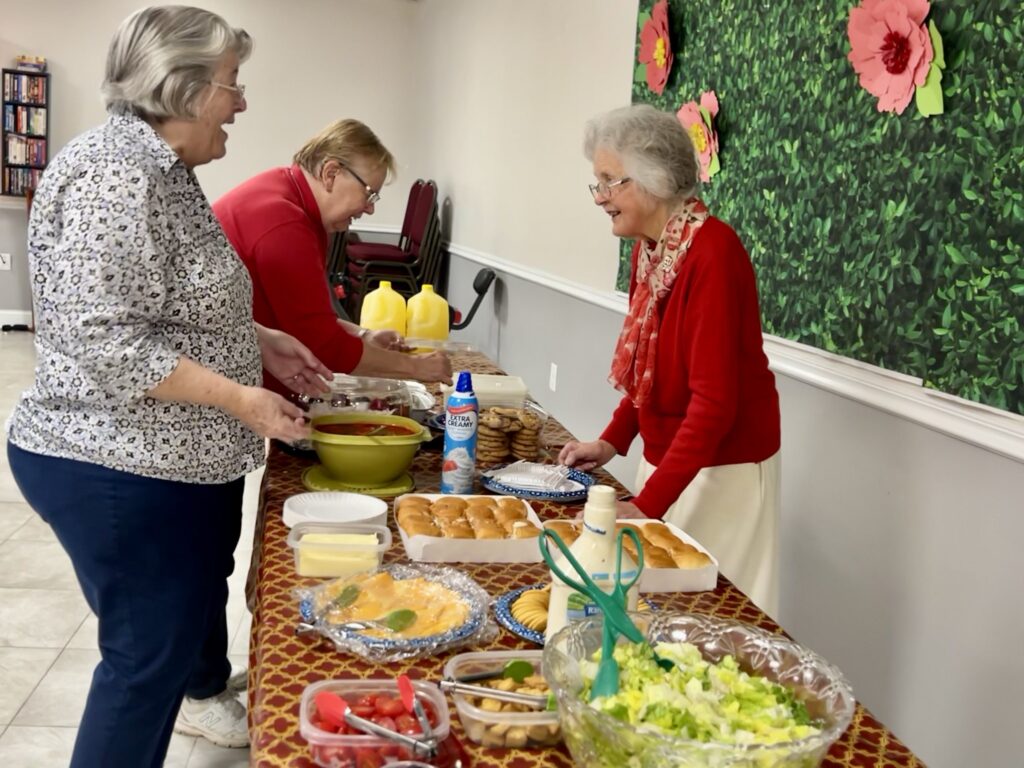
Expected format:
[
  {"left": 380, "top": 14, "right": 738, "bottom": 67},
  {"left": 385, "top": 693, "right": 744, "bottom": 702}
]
[{"left": 0, "top": 310, "right": 32, "bottom": 326}]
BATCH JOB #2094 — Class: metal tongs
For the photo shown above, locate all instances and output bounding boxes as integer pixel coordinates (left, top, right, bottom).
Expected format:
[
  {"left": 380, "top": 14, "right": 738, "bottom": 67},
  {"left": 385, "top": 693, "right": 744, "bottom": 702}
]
[
  {"left": 439, "top": 679, "right": 552, "bottom": 709},
  {"left": 314, "top": 685, "right": 439, "bottom": 759}
]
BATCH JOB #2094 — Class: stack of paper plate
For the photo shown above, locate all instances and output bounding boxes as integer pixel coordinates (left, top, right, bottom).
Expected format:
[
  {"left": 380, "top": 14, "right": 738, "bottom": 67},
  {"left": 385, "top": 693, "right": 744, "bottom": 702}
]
[{"left": 282, "top": 492, "right": 388, "bottom": 529}]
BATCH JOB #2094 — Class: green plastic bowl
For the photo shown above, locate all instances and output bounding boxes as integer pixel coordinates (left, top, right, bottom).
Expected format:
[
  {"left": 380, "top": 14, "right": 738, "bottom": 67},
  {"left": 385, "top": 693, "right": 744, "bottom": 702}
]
[{"left": 311, "top": 412, "right": 430, "bottom": 487}]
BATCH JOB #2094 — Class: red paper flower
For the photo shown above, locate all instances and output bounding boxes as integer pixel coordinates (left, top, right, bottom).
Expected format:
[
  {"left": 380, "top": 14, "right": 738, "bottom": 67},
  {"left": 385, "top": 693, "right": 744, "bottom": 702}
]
[
  {"left": 639, "top": 0, "right": 673, "bottom": 95},
  {"left": 847, "top": 0, "right": 934, "bottom": 114},
  {"left": 676, "top": 91, "right": 720, "bottom": 182}
]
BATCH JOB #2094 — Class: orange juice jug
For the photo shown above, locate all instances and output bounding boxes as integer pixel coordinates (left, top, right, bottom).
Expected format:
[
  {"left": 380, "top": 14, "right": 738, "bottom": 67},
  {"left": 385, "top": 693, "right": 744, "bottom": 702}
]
[
  {"left": 406, "top": 284, "right": 449, "bottom": 343},
  {"left": 359, "top": 280, "right": 407, "bottom": 335}
]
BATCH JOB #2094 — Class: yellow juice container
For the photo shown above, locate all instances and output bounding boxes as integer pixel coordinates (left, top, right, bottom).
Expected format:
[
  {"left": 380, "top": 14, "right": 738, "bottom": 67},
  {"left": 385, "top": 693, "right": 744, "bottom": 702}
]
[
  {"left": 359, "top": 280, "right": 407, "bottom": 335},
  {"left": 406, "top": 284, "right": 449, "bottom": 347}
]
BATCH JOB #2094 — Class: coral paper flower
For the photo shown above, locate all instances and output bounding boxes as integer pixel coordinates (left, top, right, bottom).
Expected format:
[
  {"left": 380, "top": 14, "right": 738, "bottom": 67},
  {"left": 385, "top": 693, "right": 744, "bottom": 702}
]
[
  {"left": 676, "top": 91, "right": 720, "bottom": 182},
  {"left": 638, "top": 0, "right": 673, "bottom": 95},
  {"left": 847, "top": 0, "right": 934, "bottom": 114}
]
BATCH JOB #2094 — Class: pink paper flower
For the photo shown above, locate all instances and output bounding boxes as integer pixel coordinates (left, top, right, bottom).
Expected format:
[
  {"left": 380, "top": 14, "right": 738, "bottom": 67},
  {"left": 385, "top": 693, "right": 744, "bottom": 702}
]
[
  {"left": 847, "top": 0, "right": 934, "bottom": 114},
  {"left": 676, "top": 91, "right": 720, "bottom": 182},
  {"left": 639, "top": 0, "right": 673, "bottom": 95}
]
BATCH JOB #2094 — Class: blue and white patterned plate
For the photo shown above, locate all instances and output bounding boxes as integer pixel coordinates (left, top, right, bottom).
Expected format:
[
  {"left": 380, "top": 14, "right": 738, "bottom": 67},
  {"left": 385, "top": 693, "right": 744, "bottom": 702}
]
[
  {"left": 480, "top": 465, "right": 595, "bottom": 503},
  {"left": 426, "top": 412, "right": 445, "bottom": 431},
  {"left": 494, "top": 585, "right": 548, "bottom": 645},
  {"left": 494, "top": 584, "right": 656, "bottom": 646}
]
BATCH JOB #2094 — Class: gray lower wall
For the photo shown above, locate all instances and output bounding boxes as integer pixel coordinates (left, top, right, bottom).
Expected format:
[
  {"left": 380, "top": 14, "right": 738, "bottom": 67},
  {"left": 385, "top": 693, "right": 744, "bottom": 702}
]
[
  {"left": 444, "top": 251, "right": 1024, "bottom": 768},
  {"left": 0, "top": 208, "right": 32, "bottom": 319}
]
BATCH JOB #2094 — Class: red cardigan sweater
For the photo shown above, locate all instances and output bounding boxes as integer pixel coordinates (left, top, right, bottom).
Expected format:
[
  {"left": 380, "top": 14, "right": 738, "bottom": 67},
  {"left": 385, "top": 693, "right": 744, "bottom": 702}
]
[
  {"left": 213, "top": 166, "right": 363, "bottom": 396},
  {"left": 600, "top": 217, "right": 780, "bottom": 518}
]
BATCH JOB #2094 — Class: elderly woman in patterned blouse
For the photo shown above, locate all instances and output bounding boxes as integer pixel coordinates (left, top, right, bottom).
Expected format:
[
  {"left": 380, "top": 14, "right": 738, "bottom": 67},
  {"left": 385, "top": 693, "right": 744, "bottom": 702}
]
[{"left": 4, "top": 7, "right": 330, "bottom": 766}]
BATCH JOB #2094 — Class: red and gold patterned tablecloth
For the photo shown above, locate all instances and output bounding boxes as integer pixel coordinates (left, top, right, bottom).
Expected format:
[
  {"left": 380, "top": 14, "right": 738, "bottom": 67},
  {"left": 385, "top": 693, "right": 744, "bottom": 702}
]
[{"left": 248, "top": 353, "right": 924, "bottom": 767}]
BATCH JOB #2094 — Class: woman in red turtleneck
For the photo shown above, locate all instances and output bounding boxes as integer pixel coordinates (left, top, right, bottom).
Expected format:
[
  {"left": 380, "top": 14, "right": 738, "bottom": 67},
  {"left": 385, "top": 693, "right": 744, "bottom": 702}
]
[{"left": 559, "top": 105, "right": 781, "bottom": 616}]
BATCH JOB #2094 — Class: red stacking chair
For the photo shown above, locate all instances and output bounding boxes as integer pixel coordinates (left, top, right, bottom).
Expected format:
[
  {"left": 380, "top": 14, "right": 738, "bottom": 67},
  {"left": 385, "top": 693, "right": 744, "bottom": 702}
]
[
  {"left": 346, "top": 179, "right": 424, "bottom": 259},
  {"left": 343, "top": 180, "right": 445, "bottom": 315}
]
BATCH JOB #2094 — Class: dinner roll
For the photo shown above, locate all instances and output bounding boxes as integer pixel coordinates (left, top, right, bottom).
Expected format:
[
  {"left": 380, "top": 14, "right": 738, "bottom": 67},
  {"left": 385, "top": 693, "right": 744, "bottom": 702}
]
[
  {"left": 641, "top": 543, "right": 677, "bottom": 569},
  {"left": 493, "top": 506, "right": 527, "bottom": 524},
  {"left": 401, "top": 518, "right": 440, "bottom": 538},
  {"left": 672, "top": 547, "right": 713, "bottom": 569},
  {"left": 431, "top": 506, "right": 465, "bottom": 522},
  {"left": 397, "top": 496, "right": 432, "bottom": 512},
  {"left": 439, "top": 519, "right": 474, "bottom": 539},
  {"left": 511, "top": 521, "right": 541, "bottom": 539},
  {"left": 473, "top": 524, "right": 505, "bottom": 540},
  {"left": 397, "top": 507, "right": 432, "bottom": 527},
  {"left": 432, "top": 497, "right": 468, "bottom": 511},
  {"left": 465, "top": 507, "right": 496, "bottom": 526},
  {"left": 545, "top": 521, "right": 579, "bottom": 546}
]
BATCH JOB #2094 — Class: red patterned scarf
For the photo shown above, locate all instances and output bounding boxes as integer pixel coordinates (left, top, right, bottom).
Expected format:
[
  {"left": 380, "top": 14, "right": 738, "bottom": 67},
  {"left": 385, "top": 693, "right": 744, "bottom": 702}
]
[{"left": 609, "top": 198, "right": 709, "bottom": 404}]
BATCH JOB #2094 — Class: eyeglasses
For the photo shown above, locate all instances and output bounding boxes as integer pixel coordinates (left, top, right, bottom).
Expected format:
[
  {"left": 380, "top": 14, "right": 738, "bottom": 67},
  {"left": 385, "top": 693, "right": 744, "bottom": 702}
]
[
  {"left": 341, "top": 164, "right": 381, "bottom": 206},
  {"left": 588, "top": 177, "right": 632, "bottom": 199},
  {"left": 210, "top": 81, "right": 246, "bottom": 100}
]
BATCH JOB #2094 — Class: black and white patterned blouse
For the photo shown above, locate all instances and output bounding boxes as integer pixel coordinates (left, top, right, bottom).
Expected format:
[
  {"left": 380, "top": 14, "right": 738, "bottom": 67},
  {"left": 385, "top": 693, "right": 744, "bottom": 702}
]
[{"left": 6, "top": 114, "right": 265, "bottom": 484}]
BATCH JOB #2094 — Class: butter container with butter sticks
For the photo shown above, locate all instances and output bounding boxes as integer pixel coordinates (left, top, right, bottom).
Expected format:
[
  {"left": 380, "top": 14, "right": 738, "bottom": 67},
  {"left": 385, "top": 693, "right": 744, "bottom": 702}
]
[{"left": 287, "top": 522, "right": 391, "bottom": 578}]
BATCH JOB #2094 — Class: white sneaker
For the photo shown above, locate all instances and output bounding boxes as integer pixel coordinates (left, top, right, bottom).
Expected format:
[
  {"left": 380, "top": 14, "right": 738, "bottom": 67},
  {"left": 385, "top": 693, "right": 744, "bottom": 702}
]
[
  {"left": 174, "top": 689, "right": 249, "bottom": 748},
  {"left": 226, "top": 669, "right": 248, "bottom": 695}
]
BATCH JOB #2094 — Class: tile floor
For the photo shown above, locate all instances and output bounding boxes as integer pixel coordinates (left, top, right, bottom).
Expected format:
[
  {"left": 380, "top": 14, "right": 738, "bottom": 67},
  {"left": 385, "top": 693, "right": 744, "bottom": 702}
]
[{"left": 0, "top": 331, "right": 257, "bottom": 767}]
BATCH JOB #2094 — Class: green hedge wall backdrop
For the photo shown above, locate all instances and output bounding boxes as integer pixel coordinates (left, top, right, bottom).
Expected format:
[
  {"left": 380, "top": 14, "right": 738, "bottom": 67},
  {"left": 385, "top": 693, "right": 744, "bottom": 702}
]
[{"left": 624, "top": 0, "right": 1023, "bottom": 415}]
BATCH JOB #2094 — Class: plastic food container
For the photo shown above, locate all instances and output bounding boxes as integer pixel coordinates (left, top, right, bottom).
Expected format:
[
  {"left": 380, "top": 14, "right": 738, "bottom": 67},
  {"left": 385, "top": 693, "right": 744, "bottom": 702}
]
[
  {"left": 286, "top": 522, "right": 391, "bottom": 577},
  {"left": 441, "top": 374, "right": 528, "bottom": 410},
  {"left": 442, "top": 650, "right": 561, "bottom": 748},
  {"left": 300, "top": 678, "right": 451, "bottom": 768},
  {"left": 323, "top": 375, "right": 414, "bottom": 417}
]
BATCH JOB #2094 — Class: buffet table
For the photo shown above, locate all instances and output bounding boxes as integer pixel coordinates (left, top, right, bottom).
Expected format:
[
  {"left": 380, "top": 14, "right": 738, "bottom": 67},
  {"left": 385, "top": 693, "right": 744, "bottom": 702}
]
[{"left": 247, "top": 352, "right": 924, "bottom": 767}]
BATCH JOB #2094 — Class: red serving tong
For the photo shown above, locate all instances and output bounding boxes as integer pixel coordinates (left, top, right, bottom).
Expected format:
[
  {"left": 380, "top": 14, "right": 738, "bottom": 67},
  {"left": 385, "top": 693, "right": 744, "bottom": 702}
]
[
  {"left": 313, "top": 690, "right": 438, "bottom": 758},
  {"left": 397, "top": 673, "right": 435, "bottom": 742}
]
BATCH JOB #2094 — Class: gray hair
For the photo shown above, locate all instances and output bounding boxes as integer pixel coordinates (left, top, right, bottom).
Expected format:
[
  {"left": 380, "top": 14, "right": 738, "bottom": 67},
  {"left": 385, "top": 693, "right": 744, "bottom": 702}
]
[
  {"left": 102, "top": 5, "right": 252, "bottom": 120},
  {"left": 583, "top": 104, "right": 699, "bottom": 202}
]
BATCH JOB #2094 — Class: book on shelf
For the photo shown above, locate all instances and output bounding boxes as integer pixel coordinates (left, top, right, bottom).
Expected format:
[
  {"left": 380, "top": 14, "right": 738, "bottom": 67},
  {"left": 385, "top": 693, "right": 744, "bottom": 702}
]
[{"left": 2, "top": 71, "right": 46, "bottom": 104}]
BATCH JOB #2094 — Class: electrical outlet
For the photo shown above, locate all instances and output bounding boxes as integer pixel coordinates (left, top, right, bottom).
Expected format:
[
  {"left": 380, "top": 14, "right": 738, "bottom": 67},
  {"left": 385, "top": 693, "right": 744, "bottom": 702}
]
[
  {"left": 549, "top": 362, "right": 558, "bottom": 392},
  {"left": 0, "top": 253, "right": 11, "bottom": 271}
]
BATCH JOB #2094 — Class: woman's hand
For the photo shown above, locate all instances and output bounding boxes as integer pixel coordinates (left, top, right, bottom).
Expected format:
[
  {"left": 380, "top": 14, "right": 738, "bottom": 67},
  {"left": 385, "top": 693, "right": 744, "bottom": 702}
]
[
  {"left": 366, "top": 329, "right": 411, "bottom": 352},
  {"left": 614, "top": 500, "right": 647, "bottom": 519},
  {"left": 256, "top": 325, "right": 331, "bottom": 396},
  {"left": 410, "top": 351, "right": 453, "bottom": 385},
  {"left": 229, "top": 386, "right": 311, "bottom": 442},
  {"left": 559, "top": 439, "right": 616, "bottom": 472}
]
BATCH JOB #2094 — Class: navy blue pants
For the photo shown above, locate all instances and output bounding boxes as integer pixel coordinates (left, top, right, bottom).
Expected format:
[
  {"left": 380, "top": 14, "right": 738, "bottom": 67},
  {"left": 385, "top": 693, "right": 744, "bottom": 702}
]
[{"left": 7, "top": 442, "right": 244, "bottom": 768}]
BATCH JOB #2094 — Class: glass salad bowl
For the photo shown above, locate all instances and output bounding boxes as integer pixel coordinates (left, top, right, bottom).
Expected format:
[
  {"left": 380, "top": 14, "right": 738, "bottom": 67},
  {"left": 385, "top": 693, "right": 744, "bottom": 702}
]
[{"left": 542, "top": 612, "right": 855, "bottom": 768}]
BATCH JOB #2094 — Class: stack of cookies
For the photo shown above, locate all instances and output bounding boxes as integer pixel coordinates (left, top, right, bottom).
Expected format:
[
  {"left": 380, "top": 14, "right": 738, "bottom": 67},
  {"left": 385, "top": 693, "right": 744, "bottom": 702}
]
[{"left": 476, "top": 406, "right": 545, "bottom": 464}]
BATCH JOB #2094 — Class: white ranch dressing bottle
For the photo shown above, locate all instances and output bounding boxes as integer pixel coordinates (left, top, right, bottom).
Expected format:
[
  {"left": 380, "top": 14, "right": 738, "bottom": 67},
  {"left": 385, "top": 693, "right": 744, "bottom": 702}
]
[{"left": 545, "top": 484, "right": 638, "bottom": 642}]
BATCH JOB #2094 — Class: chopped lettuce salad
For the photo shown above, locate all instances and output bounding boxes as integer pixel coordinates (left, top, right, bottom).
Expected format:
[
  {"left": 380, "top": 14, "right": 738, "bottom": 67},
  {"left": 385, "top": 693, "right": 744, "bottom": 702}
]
[{"left": 580, "top": 641, "right": 822, "bottom": 746}]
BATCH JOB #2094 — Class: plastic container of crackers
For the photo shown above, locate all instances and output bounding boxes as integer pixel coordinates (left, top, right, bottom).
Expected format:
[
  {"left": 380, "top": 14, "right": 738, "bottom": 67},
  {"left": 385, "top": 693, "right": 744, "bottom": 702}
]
[
  {"left": 395, "top": 494, "right": 545, "bottom": 563},
  {"left": 542, "top": 518, "right": 718, "bottom": 592},
  {"left": 475, "top": 402, "right": 548, "bottom": 464},
  {"left": 442, "top": 650, "right": 561, "bottom": 748}
]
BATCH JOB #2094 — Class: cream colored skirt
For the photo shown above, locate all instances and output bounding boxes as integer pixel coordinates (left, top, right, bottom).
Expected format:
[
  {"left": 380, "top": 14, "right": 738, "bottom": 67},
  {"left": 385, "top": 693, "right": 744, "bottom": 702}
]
[{"left": 635, "top": 450, "right": 781, "bottom": 618}]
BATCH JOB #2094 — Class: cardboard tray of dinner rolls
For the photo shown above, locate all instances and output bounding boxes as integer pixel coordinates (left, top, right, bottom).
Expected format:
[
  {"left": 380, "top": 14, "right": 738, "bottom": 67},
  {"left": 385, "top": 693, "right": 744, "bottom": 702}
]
[
  {"left": 395, "top": 494, "right": 545, "bottom": 563},
  {"left": 542, "top": 518, "right": 718, "bottom": 593}
]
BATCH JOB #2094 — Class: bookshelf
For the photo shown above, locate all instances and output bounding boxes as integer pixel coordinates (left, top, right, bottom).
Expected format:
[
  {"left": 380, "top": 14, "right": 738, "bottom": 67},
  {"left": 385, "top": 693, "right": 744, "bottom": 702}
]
[{"left": 2, "top": 68, "right": 50, "bottom": 198}]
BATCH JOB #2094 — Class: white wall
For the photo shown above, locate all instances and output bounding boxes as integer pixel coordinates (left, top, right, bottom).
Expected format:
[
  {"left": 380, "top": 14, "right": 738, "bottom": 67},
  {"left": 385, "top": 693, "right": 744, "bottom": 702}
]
[
  {"left": 0, "top": 0, "right": 425, "bottom": 313},
  {"left": 413, "top": 0, "right": 637, "bottom": 291}
]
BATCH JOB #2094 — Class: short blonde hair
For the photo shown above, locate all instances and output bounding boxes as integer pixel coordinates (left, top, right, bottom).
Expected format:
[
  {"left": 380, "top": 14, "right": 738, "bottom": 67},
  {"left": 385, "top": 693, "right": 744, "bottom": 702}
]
[
  {"left": 102, "top": 5, "right": 252, "bottom": 120},
  {"left": 584, "top": 104, "right": 699, "bottom": 203},
  {"left": 293, "top": 119, "right": 396, "bottom": 180}
]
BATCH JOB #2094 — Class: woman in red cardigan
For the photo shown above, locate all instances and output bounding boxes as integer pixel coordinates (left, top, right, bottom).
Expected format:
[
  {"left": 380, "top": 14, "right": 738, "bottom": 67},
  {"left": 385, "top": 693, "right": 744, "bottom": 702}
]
[{"left": 559, "top": 105, "right": 781, "bottom": 615}]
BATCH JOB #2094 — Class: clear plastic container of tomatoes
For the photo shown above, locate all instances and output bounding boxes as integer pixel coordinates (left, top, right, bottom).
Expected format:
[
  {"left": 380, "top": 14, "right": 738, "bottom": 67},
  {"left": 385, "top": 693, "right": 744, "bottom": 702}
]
[{"left": 300, "top": 678, "right": 453, "bottom": 768}]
